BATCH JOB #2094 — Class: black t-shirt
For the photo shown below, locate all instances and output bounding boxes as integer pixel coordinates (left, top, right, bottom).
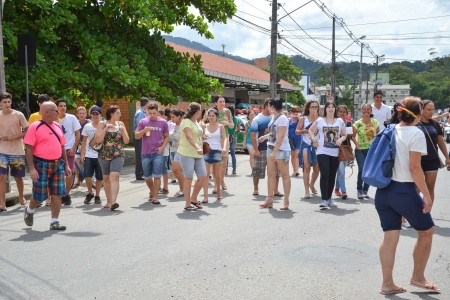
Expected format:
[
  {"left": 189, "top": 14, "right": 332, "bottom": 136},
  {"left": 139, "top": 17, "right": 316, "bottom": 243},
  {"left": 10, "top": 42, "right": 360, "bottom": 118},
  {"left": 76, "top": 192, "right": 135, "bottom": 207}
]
[{"left": 416, "top": 120, "right": 443, "bottom": 160}]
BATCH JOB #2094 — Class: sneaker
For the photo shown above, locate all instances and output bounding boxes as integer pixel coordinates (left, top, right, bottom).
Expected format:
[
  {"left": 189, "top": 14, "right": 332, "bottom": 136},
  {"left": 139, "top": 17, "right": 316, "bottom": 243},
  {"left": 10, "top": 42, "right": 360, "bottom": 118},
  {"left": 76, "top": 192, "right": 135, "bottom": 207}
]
[
  {"left": 335, "top": 189, "right": 342, "bottom": 196},
  {"left": 341, "top": 192, "right": 348, "bottom": 200},
  {"left": 363, "top": 191, "right": 370, "bottom": 198},
  {"left": 328, "top": 199, "right": 337, "bottom": 207},
  {"left": 158, "top": 188, "right": 169, "bottom": 195},
  {"left": 24, "top": 207, "right": 34, "bottom": 227},
  {"left": 50, "top": 221, "right": 66, "bottom": 231},
  {"left": 357, "top": 190, "right": 364, "bottom": 200},
  {"left": 94, "top": 196, "right": 101, "bottom": 204},
  {"left": 319, "top": 200, "right": 328, "bottom": 208},
  {"left": 171, "top": 179, "right": 177, "bottom": 184},
  {"left": 402, "top": 220, "right": 412, "bottom": 228},
  {"left": 61, "top": 194, "right": 72, "bottom": 206},
  {"left": 84, "top": 193, "right": 94, "bottom": 204}
]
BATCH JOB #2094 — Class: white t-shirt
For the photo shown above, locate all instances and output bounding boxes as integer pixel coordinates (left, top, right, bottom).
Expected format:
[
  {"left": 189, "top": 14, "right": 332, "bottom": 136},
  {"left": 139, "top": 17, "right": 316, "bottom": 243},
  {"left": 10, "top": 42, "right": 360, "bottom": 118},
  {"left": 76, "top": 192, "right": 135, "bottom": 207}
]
[
  {"left": 392, "top": 125, "right": 427, "bottom": 182},
  {"left": 315, "top": 117, "right": 345, "bottom": 157},
  {"left": 81, "top": 123, "right": 99, "bottom": 158},
  {"left": 60, "top": 114, "right": 81, "bottom": 149},
  {"left": 371, "top": 103, "right": 391, "bottom": 130},
  {"left": 302, "top": 116, "right": 318, "bottom": 146},
  {"left": 267, "top": 114, "right": 290, "bottom": 151}
]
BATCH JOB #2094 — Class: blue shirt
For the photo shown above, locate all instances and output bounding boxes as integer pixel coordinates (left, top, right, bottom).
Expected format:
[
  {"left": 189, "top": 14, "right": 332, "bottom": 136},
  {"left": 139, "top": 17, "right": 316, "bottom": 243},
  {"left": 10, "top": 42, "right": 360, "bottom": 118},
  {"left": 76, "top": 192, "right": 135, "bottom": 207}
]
[
  {"left": 288, "top": 118, "right": 302, "bottom": 142},
  {"left": 133, "top": 108, "right": 147, "bottom": 132},
  {"left": 249, "top": 113, "right": 272, "bottom": 151}
]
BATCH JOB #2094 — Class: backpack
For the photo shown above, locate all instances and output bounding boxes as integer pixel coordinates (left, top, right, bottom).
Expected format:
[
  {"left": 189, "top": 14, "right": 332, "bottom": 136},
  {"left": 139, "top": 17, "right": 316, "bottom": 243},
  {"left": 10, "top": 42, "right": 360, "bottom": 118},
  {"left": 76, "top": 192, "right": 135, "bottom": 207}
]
[{"left": 362, "top": 123, "right": 396, "bottom": 188}]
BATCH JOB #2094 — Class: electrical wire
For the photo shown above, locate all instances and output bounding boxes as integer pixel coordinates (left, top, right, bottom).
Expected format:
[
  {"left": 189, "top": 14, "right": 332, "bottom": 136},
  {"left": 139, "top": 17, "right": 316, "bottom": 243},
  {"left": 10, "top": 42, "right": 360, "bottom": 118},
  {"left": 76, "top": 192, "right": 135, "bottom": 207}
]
[{"left": 236, "top": 10, "right": 270, "bottom": 22}]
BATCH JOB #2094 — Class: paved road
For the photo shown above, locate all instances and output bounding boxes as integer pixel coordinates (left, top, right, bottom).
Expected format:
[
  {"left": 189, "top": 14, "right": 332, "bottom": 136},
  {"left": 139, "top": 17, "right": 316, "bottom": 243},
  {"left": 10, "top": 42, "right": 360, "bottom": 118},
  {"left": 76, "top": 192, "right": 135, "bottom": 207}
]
[{"left": 1, "top": 153, "right": 449, "bottom": 299}]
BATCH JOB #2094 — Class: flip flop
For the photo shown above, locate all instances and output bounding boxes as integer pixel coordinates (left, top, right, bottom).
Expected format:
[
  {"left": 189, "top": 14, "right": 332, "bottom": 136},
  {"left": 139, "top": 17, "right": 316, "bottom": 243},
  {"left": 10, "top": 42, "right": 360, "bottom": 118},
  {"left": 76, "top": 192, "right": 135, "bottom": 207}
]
[
  {"left": 253, "top": 191, "right": 259, "bottom": 195},
  {"left": 274, "top": 193, "right": 284, "bottom": 197},
  {"left": 201, "top": 199, "right": 209, "bottom": 204},
  {"left": 410, "top": 282, "right": 441, "bottom": 293},
  {"left": 110, "top": 203, "right": 119, "bottom": 210},
  {"left": 151, "top": 200, "right": 161, "bottom": 205},
  {"left": 0, "top": 208, "right": 7, "bottom": 212},
  {"left": 379, "top": 287, "right": 407, "bottom": 295}
]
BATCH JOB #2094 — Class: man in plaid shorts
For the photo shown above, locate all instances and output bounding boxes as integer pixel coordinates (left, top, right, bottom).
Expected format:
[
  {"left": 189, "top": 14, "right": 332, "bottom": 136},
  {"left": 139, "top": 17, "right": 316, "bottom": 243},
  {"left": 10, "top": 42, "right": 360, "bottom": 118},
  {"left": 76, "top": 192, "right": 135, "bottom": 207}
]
[
  {"left": 23, "top": 101, "right": 71, "bottom": 230},
  {"left": 250, "top": 99, "right": 282, "bottom": 196}
]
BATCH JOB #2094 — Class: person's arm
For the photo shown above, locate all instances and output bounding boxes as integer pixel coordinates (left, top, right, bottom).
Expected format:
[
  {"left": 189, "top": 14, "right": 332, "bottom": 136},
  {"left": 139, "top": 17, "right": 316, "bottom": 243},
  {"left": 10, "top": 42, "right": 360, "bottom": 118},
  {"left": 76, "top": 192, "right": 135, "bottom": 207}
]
[
  {"left": 437, "top": 134, "right": 450, "bottom": 166},
  {"left": 432, "top": 112, "right": 449, "bottom": 121},
  {"left": 220, "top": 124, "right": 227, "bottom": 157},
  {"left": 251, "top": 131, "right": 259, "bottom": 157},
  {"left": 243, "top": 123, "right": 248, "bottom": 145},
  {"left": 235, "top": 118, "right": 241, "bottom": 133},
  {"left": 69, "top": 130, "right": 80, "bottom": 156},
  {"left": 409, "top": 151, "right": 432, "bottom": 213},
  {"left": 335, "top": 124, "right": 347, "bottom": 147},
  {"left": 351, "top": 125, "right": 359, "bottom": 149},
  {"left": 183, "top": 126, "right": 203, "bottom": 155},
  {"left": 80, "top": 135, "right": 87, "bottom": 162},
  {"left": 119, "top": 121, "right": 130, "bottom": 144},
  {"left": 25, "top": 145, "right": 38, "bottom": 182},
  {"left": 295, "top": 117, "right": 305, "bottom": 134},
  {"left": 308, "top": 122, "right": 318, "bottom": 148},
  {"left": 61, "top": 145, "right": 72, "bottom": 177},
  {"left": 94, "top": 122, "right": 108, "bottom": 144},
  {"left": 223, "top": 110, "right": 233, "bottom": 129},
  {"left": 158, "top": 132, "right": 169, "bottom": 154}
]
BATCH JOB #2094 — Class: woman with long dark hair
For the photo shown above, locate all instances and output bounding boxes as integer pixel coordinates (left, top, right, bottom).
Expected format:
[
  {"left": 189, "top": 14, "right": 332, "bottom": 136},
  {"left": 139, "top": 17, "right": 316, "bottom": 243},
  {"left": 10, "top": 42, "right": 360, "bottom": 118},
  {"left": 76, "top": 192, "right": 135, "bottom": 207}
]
[
  {"left": 295, "top": 100, "right": 320, "bottom": 199},
  {"left": 288, "top": 106, "right": 302, "bottom": 176},
  {"left": 308, "top": 101, "right": 347, "bottom": 209},
  {"left": 334, "top": 105, "right": 353, "bottom": 199}
]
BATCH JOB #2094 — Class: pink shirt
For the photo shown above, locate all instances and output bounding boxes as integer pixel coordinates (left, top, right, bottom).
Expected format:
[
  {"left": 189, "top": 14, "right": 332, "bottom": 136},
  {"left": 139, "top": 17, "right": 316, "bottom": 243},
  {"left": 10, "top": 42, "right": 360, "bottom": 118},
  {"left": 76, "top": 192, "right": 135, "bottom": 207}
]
[{"left": 23, "top": 121, "right": 66, "bottom": 160}]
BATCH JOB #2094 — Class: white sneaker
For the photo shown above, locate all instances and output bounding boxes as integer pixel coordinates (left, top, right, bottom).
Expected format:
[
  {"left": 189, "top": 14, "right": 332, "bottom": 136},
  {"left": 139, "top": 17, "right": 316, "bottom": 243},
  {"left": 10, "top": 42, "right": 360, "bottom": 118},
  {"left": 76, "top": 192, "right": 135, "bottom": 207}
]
[
  {"left": 319, "top": 200, "right": 328, "bottom": 208},
  {"left": 402, "top": 220, "right": 412, "bottom": 228},
  {"left": 328, "top": 199, "right": 337, "bottom": 207}
]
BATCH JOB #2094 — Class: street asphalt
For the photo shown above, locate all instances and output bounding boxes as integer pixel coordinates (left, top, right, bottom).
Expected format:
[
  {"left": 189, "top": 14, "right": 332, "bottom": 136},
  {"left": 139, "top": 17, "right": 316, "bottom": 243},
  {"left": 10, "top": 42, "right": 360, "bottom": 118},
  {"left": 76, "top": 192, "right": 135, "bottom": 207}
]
[{"left": 1, "top": 152, "right": 449, "bottom": 299}]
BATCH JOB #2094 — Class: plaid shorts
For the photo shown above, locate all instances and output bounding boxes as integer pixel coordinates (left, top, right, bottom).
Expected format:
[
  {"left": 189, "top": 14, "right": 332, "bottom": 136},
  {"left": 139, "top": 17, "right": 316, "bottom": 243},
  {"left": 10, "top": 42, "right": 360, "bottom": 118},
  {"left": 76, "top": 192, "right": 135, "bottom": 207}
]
[
  {"left": 252, "top": 150, "right": 267, "bottom": 179},
  {"left": 0, "top": 153, "right": 26, "bottom": 177},
  {"left": 32, "top": 157, "right": 66, "bottom": 201}
]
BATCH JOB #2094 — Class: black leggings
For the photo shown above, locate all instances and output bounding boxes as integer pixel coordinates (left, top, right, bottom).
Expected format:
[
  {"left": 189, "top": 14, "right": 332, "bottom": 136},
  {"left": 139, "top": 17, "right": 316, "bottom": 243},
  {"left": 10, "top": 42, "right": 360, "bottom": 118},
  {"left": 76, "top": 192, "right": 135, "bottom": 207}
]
[{"left": 317, "top": 154, "right": 340, "bottom": 201}]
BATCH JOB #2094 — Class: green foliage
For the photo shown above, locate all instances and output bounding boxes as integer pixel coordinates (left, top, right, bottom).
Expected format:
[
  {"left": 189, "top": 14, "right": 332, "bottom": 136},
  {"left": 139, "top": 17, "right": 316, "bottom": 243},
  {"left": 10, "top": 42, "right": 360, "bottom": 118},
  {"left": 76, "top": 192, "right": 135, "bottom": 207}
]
[
  {"left": 3, "top": 0, "right": 236, "bottom": 107},
  {"left": 337, "top": 85, "right": 355, "bottom": 115},
  {"left": 269, "top": 55, "right": 305, "bottom": 106}
]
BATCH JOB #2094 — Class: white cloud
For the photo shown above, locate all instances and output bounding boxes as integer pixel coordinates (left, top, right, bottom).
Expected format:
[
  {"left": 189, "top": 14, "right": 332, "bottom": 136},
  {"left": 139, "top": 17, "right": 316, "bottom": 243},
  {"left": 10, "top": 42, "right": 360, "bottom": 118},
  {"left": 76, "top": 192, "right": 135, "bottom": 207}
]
[{"left": 170, "top": 0, "right": 450, "bottom": 63}]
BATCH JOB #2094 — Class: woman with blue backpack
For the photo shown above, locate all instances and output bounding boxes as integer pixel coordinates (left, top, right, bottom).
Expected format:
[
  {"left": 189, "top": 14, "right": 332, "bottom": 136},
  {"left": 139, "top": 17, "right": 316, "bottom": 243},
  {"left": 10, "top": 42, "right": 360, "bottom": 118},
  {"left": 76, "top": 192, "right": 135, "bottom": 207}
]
[
  {"left": 374, "top": 97, "right": 439, "bottom": 295},
  {"left": 351, "top": 103, "right": 380, "bottom": 200}
]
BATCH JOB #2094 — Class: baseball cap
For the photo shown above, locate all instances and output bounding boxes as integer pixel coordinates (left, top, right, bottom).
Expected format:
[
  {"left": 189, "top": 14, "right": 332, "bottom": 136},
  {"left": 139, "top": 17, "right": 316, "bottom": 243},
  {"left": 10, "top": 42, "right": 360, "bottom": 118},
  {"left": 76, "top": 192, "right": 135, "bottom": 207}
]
[{"left": 90, "top": 105, "right": 102, "bottom": 114}]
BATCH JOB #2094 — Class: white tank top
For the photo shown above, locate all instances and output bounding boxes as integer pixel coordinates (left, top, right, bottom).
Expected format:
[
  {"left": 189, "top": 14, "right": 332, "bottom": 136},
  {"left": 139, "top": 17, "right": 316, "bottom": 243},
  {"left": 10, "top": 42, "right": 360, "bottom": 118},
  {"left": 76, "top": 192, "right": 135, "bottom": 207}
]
[
  {"left": 302, "top": 117, "right": 313, "bottom": 145},
  {"left": 204, "top": 124, "right": 222, "bottom": 151}
]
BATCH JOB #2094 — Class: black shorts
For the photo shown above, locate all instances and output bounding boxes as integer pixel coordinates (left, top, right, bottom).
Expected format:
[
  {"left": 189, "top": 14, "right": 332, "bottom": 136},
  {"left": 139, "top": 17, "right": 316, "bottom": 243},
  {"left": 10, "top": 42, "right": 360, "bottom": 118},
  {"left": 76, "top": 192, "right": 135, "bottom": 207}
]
[{"left": 421, "top": 159, "right": 440, "bottom": 172}]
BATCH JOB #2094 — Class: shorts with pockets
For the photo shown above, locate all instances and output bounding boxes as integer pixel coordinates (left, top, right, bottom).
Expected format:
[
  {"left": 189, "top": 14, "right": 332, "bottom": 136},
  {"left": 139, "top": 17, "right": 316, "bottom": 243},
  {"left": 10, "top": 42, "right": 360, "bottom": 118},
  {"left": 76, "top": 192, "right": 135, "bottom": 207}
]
[
  {"left": 32, "top": 157, "right": 66, "bottom": 201},
  {"left": 0, "top": 153, "right": 26, "bottom": 177}
]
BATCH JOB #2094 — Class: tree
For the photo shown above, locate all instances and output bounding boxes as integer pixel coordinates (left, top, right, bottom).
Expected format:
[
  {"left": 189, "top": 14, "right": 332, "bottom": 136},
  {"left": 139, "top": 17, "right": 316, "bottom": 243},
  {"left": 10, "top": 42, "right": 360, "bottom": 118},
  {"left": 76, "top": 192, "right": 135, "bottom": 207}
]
[
  {"left": 337, "top": 84, "right": 355, "bottom": 115},
  {"left": 267, "top": 55, "right": 305, "bottom": 106},
  {"left": 3, "top": 0, "right": 236, "bottom": 106}
]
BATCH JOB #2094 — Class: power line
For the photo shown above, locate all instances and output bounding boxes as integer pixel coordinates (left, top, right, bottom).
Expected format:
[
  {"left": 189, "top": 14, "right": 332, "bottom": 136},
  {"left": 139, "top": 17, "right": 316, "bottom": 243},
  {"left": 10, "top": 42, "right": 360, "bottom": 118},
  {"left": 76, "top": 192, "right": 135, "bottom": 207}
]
[
  {"left": 339, "top": 53, "right": 427, "bottom": 62},
  {"left": 241, "top": 0, "right": 271, "bottom": 17},
  {"left": 236, "top": 10, "right": 270, "bottom": 22},
  {"left": 347, "top": 14, "right": 450, "bottom": 26},
  {"left": 230, "top": 19, "right": 271, "bottom": 36},
  {"left": 234, "top": 15, "right": 271, "bottom": 32},
  {"left": 278, "top": 23, "right": 330, "bottom": 55}
]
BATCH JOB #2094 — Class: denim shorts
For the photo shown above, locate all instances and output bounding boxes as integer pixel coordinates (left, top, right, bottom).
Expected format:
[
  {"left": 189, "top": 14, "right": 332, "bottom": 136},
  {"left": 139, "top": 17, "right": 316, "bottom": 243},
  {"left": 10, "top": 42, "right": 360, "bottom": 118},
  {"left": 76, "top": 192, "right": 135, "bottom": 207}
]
[
  {"left": 267, "top": 147, "right": 291, "bottom": 161},
  {"left": 289, "top": 137, "right": 301, "bottom": 151},
  {"left": 0, "top": 153, "right": 26, "bottom": 177},
  {"left": 204, "top": 150, "right": 223, "bottom": 165},
  {"left": 98, "top": 157, "right": 125, "bottom": 175},
  {"left": 178, "top": 153, "right": 207, "bottom": 179},
  {"left": 32, "top": 157, "right": 66, "bottom": 201},
  {"left": 142, "top": 153, "right": 164, "bottom": 179},
  {"left": 375, "top": 181, "right": 434, "bottom": 231},
  {"left": 83, "top": 157, "right": 103, "bottom": 181}
]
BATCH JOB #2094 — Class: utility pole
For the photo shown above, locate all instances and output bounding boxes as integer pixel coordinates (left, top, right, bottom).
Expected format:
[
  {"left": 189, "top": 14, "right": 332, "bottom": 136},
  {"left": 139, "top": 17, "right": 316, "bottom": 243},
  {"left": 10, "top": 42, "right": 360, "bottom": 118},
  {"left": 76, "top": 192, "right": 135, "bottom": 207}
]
[
  {"left": 269, "top": 0, "right": 278, "bottom": 98},
  {"left": 330, "top": 16, "right": 336, "bottom": 101},
  {"left": 358, "top": 42, "right": 364, "bottom": 117},
  {"left": 0, "top": 0, "right": 6, "bottom": 93},
  {"left": 221, "top": 44, "right": 226, "bottom": 57}
]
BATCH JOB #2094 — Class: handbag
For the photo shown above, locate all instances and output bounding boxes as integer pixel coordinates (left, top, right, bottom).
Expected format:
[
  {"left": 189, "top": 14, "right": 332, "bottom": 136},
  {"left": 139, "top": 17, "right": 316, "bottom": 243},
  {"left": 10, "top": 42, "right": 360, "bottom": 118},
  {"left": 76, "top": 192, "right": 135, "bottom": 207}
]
[
  {"left": 202, "top": 141, "right": 211, "bottom": 155},
  {"left": 89, "top": 122, "right": 106, "bottom": 152},
  {"left": 338, "top": 144, "right": 354, "bottom": 162},
  {"left": 420, "top": 122, "right": 445, "bottom": 169}
]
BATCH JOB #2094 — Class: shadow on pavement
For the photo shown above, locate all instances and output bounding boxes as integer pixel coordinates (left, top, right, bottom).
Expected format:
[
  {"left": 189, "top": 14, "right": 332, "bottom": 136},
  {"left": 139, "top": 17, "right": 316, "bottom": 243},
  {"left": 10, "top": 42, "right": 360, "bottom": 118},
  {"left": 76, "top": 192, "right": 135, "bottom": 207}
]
[
  {"left": 83, "top": 208, "right": 124, "bottom": 216},
  {"left": 9, "top": 228, "right": 100, "bottom": 242},
  {"left": 410, "top": 292, "right": 442, "bottom": 300},
  {"left": 401, "top": 225, "right": 450, "bottom": 238},
  {"left": 269, "top": 208, "right": 295, "bottom": 219},
  {"left": 318, "top": 207, "right": 359, "bottom": 216},
  {"left": 202, "top": 199, "right": 228, "bottom": 209},
  {"left": 131, "top": 202, "right": 167, "bottom": 211},
  {"left": 176, "top": 209, "right": 210, "bottom": 220}
]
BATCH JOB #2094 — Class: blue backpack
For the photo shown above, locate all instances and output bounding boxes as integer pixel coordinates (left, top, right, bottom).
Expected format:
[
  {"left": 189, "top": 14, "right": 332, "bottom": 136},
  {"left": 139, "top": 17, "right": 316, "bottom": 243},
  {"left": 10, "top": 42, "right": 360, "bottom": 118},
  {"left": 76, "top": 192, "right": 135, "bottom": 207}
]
[{"left": 362, "top": 124, "right": 396, "bottom": 188}]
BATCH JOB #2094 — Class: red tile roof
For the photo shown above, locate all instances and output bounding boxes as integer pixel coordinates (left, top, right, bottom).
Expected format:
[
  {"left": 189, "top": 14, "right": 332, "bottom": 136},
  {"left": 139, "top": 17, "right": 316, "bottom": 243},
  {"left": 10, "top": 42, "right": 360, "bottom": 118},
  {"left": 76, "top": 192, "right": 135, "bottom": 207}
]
[{"left": 166, "top": 42, "right": 296, "bottom": 89}]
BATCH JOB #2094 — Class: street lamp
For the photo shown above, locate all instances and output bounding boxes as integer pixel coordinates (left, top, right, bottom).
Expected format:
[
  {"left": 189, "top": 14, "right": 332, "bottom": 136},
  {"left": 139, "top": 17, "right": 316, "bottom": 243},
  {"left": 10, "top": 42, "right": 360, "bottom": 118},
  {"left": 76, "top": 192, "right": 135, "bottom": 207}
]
[{"left": 0, "top": 0, "right": 6, "bottom": 92}]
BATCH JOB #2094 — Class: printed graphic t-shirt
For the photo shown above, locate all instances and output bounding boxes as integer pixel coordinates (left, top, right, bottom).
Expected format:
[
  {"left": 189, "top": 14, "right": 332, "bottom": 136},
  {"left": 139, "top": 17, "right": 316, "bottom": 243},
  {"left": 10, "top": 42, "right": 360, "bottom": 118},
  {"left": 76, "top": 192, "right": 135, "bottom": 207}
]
[
  {"left": 314, "top": 117, "right": 345, "bottom": 157},
  {"left": 267, "top": 114, "right": 290, "bottom": 151},
  {"left": 136, "top": 117, "right": 169, "bottom": 155}
]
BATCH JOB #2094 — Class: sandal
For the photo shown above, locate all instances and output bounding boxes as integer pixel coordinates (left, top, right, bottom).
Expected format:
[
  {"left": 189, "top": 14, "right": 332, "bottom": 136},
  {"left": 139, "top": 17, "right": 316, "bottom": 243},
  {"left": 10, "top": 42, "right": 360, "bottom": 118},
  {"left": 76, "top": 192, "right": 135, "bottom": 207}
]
[
  {"left": 310, "top": 186, "right": 318, "bottom": 194},
  {"left": 110, "top": 203, "right": 119, "bottom": 210},
  {"left": 191, "top": 202, "right": 203, "bottom": 209},
  {"left": 151, "top": 200, "right": 161, "bottom": 205},
  {"left": 0, "top": 208, "right": 7, "bottom": 212},
  {"left": 201, "top": 198, "right": 209, "bottom": 204},
  {"left": 184, "top": 205, "right": 197, "bottom": 211},
  {"left": 174, "top": 190, "right": 184, "bottom": 197},
  {"left": 253, "top": 191, "right": 259, "bottom": 195},
  {"left": 274, "top": 192, "right": 284, "bottom": 197}
]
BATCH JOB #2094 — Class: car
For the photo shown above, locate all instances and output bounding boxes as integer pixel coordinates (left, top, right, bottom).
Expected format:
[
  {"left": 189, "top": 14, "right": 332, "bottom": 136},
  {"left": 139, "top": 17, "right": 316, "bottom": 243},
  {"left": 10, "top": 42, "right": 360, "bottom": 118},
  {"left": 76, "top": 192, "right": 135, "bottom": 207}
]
[{"left": 235, "top": 103, "right": 251, "bottom": 115}]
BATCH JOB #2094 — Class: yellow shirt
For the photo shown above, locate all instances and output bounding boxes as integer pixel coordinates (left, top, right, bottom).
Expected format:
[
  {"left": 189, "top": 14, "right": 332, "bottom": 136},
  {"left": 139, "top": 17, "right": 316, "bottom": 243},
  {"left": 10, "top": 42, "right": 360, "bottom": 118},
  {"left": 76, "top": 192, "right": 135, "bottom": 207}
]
[
  {"left": 178, "top": 119, "right": 203, "bottom": 158},
  {"left": 28, "top": 112, "right": 42, "bottom": 124}
]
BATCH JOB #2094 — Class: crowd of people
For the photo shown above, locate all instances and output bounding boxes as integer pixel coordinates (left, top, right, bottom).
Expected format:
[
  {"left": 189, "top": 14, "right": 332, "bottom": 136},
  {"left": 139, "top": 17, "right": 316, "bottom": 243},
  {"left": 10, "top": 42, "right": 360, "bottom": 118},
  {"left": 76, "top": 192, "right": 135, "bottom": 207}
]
[{"left": 0, "top": 90, "right": 445, "bottom": 294}]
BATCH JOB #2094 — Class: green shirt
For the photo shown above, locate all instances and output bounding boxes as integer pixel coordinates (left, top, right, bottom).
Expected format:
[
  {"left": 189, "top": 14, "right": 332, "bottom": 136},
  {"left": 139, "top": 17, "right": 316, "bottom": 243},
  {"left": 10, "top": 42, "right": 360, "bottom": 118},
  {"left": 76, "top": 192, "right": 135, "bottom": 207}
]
[
  {"left": 178, "top": 119, "right": 203, "bottom": 158},
  {"left": 354, "top": 118, "right": 380, "bottom": 150},
  {"left": 227, "top": 116, "right": 241, "bottom": 135}
]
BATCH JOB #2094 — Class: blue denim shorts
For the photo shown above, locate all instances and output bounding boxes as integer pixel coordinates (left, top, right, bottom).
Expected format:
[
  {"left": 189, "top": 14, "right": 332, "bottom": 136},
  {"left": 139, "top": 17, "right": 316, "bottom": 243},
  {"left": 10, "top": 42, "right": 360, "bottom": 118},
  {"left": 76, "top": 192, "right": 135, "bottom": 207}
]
[
  {"left": 0, "top": 153, "right": 26, "bottom": 177},
  {"left": 142, "top": 153, "right": 164, "bottom": 179},
  {"left": 267, "top": 147, "right": 290, "bottom": 161},
  {"left": 203, "top": 150, "right": 223, "bottom": 165},
  {"left": 83, "top": 157, "right": 103, "bottom": 181}
]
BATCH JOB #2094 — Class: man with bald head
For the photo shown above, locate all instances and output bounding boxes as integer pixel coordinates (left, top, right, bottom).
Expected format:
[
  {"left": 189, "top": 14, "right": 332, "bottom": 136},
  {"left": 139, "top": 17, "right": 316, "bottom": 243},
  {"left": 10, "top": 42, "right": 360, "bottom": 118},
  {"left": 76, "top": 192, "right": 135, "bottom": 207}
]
[{"left": 23, "top": 101, "right": 71, "bottom": 230}]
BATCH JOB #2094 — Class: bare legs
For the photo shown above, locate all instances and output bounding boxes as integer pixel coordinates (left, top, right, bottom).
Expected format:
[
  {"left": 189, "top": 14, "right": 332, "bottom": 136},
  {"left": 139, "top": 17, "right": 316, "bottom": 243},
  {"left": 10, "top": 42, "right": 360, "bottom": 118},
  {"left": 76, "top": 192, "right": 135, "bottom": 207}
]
[
  {"left": 103, "top": 172, "right": 120, "bottom": 207},
  {"left": 171, "top": 162, "right": 184, "bottom": 193},
  {"left": 183, "top": 176, "right": 207, "bottom": 207},
  {"left": 379, "top": 227, "right": 436, "bottom": 293},
  {"left": 302, "top": 149, "right": 319, "bottom": 198},
  {"left": 277, "top": 160, "right": 291, "bottom": 208},
  {"left": 290, "top": 149, "right": 300, "bottom": 175},
  {"left": 424, "top": 172, "right": 437, "bottom": 202},
  {"left": 146, "top": 177, "right": 161, "bottom": 201}
]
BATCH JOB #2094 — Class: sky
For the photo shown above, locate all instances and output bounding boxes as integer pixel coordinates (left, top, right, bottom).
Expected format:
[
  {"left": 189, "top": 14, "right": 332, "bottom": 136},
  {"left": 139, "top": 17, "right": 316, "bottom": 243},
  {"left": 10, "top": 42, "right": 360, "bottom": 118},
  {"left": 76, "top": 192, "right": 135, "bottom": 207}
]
[{"left": 170, "top": 0, "right": 450, "bottom": 65}]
